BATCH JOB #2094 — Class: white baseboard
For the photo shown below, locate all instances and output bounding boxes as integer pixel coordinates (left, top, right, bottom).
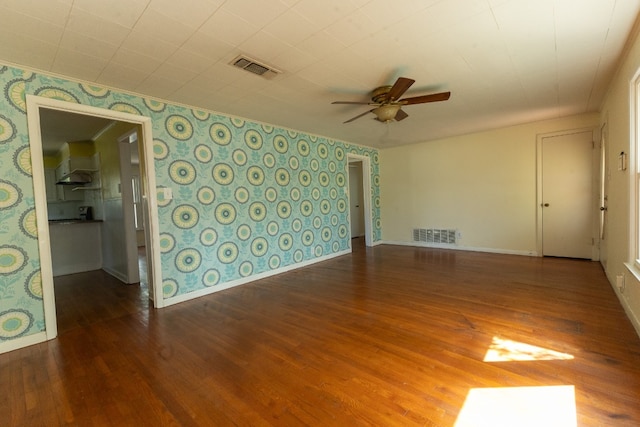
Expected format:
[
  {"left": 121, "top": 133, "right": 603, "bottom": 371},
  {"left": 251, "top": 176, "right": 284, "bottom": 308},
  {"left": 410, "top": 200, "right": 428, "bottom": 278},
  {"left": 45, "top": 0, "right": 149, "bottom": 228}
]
[
  {"left": 53, "top": 262, "right": 103, "bottom": 277},
  {"left": 381, "top": 240, "right": 537, "bottom": 257},
  {"left": 0, "top": 331, "right": 48, "bottom": 355},
  {"left": 102, "top": 266, "right": 129, "bottom": 283},
  {"left": 163, "top": 249, "right": 352, "bottom": 307},
  {"left": 618, "top": 295, "right": 640, "bottom": 339}
]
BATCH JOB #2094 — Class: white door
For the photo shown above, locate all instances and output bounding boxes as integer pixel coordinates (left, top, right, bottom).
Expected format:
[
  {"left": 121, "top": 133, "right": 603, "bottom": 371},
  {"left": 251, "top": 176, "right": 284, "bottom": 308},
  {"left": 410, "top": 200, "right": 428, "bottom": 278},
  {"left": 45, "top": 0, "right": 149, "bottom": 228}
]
[
  {"left": 541, "top": 131, "right": 593, "bottom": 259},
  {"left": 348, "top": 162, "right": 365, "bottom": 238}
]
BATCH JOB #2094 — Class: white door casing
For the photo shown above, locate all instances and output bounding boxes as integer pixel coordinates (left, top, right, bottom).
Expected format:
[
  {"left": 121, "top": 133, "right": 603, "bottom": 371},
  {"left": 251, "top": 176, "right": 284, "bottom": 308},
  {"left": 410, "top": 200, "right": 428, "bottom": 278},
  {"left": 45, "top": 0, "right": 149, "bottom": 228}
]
[
  {"left": 348, "top": 162, "right": 365, "bottom": 238},
  {"left": 346, "top": 154, "right": 373, "bottom": 247},
  {"left": 118, "top": 130, "right": 141, "bottom": 284},
  {"left": 26, "top": 95, "right": 164, "bottom": 342},
  {"left": 599, "top": 123, "right": 609, "bottom": 267}
]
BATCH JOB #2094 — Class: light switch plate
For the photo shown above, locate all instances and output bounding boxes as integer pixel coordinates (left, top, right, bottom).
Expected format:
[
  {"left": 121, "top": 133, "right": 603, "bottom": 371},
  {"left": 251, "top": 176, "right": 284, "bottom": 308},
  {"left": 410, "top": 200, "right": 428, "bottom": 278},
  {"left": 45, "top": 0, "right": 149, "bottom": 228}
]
[{"left": 163, "top": 187, "right": 173, "bottom": 200}]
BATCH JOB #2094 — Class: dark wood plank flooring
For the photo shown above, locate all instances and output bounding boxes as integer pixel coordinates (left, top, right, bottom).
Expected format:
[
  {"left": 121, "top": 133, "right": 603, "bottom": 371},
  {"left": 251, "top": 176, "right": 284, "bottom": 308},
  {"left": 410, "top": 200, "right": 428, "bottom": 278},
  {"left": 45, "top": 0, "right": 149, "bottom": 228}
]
[{"left": 2, "top": 240, "right": 640, "bottom": 426}]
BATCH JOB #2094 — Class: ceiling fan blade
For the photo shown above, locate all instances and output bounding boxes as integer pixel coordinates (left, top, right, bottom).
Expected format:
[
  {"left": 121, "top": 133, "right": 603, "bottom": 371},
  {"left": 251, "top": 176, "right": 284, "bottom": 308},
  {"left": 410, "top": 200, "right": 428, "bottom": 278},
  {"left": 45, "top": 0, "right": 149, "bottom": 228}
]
[
  {"left": 386, "top": 77, "right": 415, "bottom": 102},
  {"left": 331, "top": 101, "right": 371, "bottom": 105},
  {"left": 400, "top": 91, "right": 451, "bottom": 105},
  {"left": 395, "top": 109, "right": 409, "bottom": 121},
  {"left": 344, "top": 109, "right": 375, "bottom": 124}
]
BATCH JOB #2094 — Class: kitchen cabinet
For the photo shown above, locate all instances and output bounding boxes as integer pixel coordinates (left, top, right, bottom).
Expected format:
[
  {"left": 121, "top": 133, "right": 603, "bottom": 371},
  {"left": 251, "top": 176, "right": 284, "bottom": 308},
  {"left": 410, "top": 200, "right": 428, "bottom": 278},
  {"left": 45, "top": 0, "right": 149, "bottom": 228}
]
[
  {"left": 55, "top": 156, "right": 97, "bottom": 180},
  {"left": 44, "top": 168, "right": 57, "bottom": 202},
  {"left": 49, "top": 221, "right": 102, "bottom": 276},
  {"left": 44, "top": 167, "right": 84, "bottom": 202},
  {"left": 50, "top": 155, "right": 101, "bottom": 201}
]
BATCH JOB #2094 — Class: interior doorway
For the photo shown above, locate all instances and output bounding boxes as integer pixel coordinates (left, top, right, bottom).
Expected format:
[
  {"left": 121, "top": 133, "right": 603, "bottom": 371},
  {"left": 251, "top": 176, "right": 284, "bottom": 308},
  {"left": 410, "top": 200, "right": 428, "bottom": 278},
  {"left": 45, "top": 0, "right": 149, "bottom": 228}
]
[
  {"left": 348, "top": 161, "right": 365, "bottom": 239},
  {"left": 346, "top": 154, "right": 373, "bottom": 248},
  {"left": 537, "top": 129, "right": 596, "bottom": 259},
  {"left": 27, "top": 95, "right": 162, "bottom": 341}
]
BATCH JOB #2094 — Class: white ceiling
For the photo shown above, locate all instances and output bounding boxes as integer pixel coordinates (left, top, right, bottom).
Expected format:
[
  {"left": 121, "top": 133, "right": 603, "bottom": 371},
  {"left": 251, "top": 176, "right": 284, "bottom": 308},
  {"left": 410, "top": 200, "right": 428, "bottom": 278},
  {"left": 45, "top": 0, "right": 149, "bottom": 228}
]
[{"left": 2, "top": 0, "right": 639, "bottom": 148}]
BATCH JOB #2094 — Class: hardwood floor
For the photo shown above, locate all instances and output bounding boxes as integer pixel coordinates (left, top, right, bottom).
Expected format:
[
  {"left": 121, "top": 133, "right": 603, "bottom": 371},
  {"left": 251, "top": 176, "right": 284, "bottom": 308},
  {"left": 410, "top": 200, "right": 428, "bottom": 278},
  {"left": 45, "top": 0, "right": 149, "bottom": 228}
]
[
  {"left": 2, "top": 240, "right": 640, "bottom": 426},
  {"left": 53, "top": 247, "right": 149, "bottom": 334}
]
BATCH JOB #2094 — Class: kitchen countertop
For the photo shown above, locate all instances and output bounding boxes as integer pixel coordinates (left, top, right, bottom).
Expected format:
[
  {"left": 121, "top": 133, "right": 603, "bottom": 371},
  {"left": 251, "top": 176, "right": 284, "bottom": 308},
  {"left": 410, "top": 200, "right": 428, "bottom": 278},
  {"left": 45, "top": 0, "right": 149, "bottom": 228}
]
[{"left": 48, "top": 219, "right": 103, "bottom": 225}]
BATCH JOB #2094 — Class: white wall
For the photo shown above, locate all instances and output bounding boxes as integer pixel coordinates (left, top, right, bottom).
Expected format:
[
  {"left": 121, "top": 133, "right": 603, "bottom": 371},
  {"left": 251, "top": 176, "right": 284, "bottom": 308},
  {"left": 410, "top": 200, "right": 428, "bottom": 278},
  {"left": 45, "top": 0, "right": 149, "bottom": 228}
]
[
  {"left": 599, "top": 24, "right": 640, "bottom": 334},
  {"left": 380, "top": 113, "right": 599, "bottom": 255}
]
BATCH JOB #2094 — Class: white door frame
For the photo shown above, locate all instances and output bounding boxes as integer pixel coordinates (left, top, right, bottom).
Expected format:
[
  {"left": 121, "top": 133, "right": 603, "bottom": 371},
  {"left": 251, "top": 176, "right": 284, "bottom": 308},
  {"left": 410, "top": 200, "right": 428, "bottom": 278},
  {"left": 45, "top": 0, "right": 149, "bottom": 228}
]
[
  {"left": 535, "top": 127, "right": 598, "bottom": 260},
  {"left": 117, "top": 129, "right": 142, "bottom": 284},
  {"left": 26, "top": 95, "right": 164, "bottom": 341},
  {"left": 346, "top": 154, "right": 373, "bottom": 247}
]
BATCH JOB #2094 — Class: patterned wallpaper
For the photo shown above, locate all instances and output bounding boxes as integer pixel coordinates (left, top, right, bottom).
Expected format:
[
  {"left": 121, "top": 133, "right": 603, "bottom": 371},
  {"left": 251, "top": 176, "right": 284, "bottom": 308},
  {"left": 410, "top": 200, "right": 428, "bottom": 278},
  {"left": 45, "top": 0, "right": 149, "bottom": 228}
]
[{"left": 0, "top": 64, "right": 381, "bottom": 344}]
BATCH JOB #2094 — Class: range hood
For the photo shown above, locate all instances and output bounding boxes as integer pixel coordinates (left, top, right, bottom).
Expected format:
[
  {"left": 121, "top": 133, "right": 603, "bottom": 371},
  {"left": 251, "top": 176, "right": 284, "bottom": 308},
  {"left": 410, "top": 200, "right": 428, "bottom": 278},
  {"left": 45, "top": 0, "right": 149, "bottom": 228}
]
[{"left": 56, "top": 172, "right": 92, "bottom": 186}]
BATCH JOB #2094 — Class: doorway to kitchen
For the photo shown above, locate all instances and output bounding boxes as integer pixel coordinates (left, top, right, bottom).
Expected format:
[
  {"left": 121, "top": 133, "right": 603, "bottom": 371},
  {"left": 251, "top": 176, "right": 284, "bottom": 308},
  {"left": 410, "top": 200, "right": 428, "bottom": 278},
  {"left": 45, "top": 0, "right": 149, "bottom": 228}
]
[{"left": 27, "top": 95, "right": 162, "bottom": 341}]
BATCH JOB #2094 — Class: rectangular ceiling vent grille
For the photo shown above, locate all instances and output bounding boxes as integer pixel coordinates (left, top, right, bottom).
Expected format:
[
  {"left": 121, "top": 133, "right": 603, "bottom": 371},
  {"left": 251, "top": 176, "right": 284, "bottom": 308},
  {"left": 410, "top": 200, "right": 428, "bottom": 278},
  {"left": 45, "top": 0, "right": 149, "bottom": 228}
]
[
  {"left": 412, "top": 228, "right": 457, "bottom": 245},
  {"left": 231, "top": 55, "right": 281, "bottom": 79}
]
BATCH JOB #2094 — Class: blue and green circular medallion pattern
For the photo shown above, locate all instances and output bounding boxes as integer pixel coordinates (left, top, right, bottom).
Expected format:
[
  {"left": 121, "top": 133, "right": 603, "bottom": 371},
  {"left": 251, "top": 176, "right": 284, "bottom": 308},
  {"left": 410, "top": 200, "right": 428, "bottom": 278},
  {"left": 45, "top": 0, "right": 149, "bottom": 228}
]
[
  {"left": 172, "top": 205, "right": 199, "bottom": 229},
  {"left": 169, "top": 160, "right": 196, "bottom": 185},
  {"left": 0, "top": 180, "right": 21, "bottom": 210},
  {"left": 275, "top": 168, "right": 290, "bottom": 186},
  {"left": 245, "top": 129, "right": 263, "bottom": 150},
  {"left": 251, "top": 237, "right": 268, "bottom": 257},
  {"left": 159, "top": 233, "right": 176, "bottom": 253},
  {"left": 215, "top": 203, "right": 236, "bottom": 225},
  {"left": 213, "top": 163, "right": 234, "bottom": 185},
  {"left": 237, "top": 224, "right": 252, "bottom": 241},
  {"left": 163, "top": 279, "right": 179, "bottom": 298},
  {"left": 153, "top": 139, "right": 169, "bottom": 159},
  {"left": 197, "top": 186, "right": 215, "bottom": 205},
  {"left": 239, "top": 261, "right": 253, "bottom": 277},
  {"left": 249, "top": 201, "right": 267, "bottom": 222},
  {"left": 200, "top": 228, "right": 218, "bottom": 246},
  {"left": 211, "top": 123, "right": 232, "bottom": 145},
  {"left": 203, "top": 269, "right": 220, "bottom": 286},
  {"left": 13, "top": 146, "right": 32, "bottom": 176},
  {"left": 232, "top": 149, "right": 247, "bottom": 166},
  {"left": 25, "top": 270, "right": 42, "bottom": 299},
  {"left": 273, "top": 135, "right": 288, "bottom": 153},
  {"left": 218, "top": 242, "right": 239, "bottom": 264},
  {"left": 166, "top": 115, "right": 193, "bottom": 140},
  {"left": 0, "top": 309, "right": 33, "bottom": 338},
  {"left": 194, "top": 144, "right": 213, "bottom": 163},
  {"left": 247, "top": 166, "right": 265, "bottom": 186},
  {"left": 234, "top": 187, "right": 250, "bottom": 204},
  {"left": 175, "top": 248, "right": 201, "bottom": 273},
  {"left": 0, "top": 245, "right": 27, "bottom": 275}
]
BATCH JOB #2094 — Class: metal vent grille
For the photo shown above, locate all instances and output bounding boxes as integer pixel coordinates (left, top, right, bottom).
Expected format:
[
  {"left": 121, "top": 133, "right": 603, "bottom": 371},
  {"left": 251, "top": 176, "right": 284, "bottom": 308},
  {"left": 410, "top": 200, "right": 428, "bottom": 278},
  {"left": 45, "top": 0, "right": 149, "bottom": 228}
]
[
  {"left": 231, "top": 55, "right": 281, "bottom": 79},
  {"left": 412, "top": 228, "right": 457, "bottom": 244}
]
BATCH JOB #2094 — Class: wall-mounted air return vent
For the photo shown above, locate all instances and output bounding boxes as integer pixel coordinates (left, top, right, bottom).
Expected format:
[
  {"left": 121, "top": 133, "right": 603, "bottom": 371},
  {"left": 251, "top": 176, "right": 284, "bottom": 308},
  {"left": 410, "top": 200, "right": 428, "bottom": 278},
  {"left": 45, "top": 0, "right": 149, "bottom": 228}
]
[
  {"left": 230, "top": 55, "right": 281, "bottom": 79},
  {"left": 412, "top": 228, "right": 458, "bottom": 245}
]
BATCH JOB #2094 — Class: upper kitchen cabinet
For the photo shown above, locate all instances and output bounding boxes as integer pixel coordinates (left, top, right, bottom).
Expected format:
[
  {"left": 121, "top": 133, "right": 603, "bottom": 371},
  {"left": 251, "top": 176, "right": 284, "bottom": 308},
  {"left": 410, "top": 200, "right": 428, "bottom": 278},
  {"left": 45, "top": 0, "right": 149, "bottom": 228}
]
[
  {"left": 55, "top": 155, "right": 98, "bottom": 180},
  {"left": 44, "top": 168, "right": 58, "bottom": 202}
]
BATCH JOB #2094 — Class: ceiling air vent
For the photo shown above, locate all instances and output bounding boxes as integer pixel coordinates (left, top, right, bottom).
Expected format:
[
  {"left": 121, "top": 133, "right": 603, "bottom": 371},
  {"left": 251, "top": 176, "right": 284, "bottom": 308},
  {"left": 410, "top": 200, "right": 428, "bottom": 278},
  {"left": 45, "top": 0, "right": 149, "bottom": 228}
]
[{"left": 230, "top": 55, "right": 281, "bottom": 79}]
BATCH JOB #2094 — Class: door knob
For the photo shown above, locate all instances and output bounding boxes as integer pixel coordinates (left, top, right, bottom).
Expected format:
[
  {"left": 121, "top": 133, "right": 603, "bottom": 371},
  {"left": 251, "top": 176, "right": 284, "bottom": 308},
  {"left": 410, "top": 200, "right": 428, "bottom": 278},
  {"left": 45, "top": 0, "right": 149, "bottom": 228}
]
[
  {"left": 600, "top": 206, "right": 607, "bottom": 211},
  {"left": 542, "top": 203, "right": 550, "bottom": 207}
]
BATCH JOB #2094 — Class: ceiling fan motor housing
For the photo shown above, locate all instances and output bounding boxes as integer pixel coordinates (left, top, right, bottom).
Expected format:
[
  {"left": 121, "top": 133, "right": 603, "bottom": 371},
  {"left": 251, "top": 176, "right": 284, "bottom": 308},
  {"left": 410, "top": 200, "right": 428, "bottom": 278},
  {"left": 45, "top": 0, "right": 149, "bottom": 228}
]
[{"left": 371, "top": 86, "right": 392, "bottom": 103}]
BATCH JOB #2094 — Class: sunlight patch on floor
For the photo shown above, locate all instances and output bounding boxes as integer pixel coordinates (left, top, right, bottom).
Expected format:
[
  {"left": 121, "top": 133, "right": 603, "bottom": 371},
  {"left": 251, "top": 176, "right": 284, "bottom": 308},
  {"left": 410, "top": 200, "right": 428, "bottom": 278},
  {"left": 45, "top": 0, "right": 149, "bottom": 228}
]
[
  {"left": 455, "top": 385, "right": 577, "bottom": 427},
  {"left": 483, "top": 336, "right": 574, "bottom": 362}
]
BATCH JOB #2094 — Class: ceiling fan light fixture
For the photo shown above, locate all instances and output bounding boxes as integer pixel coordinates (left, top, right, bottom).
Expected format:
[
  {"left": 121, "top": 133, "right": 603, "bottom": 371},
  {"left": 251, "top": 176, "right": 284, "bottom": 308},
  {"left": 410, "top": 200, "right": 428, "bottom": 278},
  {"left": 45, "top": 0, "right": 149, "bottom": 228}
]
[{"left": 373, "top": 104, "right": 401, "bottom": 122}]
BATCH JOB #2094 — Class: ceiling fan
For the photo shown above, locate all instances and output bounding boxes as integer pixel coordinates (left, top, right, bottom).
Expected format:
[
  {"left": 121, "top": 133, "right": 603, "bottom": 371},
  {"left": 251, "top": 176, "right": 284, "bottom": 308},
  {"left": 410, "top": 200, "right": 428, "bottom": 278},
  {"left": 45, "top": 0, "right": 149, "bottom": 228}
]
[{"left": 332, "top": 77, "right": 450, "bottom": 124}]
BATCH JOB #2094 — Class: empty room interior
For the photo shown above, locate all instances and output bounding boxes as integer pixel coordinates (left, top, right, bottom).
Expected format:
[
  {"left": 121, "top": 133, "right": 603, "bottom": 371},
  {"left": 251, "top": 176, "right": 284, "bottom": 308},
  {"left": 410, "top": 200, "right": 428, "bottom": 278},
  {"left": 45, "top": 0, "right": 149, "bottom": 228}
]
[{"left": 2, "top": 1, "right": 640, "bottom": 425}]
